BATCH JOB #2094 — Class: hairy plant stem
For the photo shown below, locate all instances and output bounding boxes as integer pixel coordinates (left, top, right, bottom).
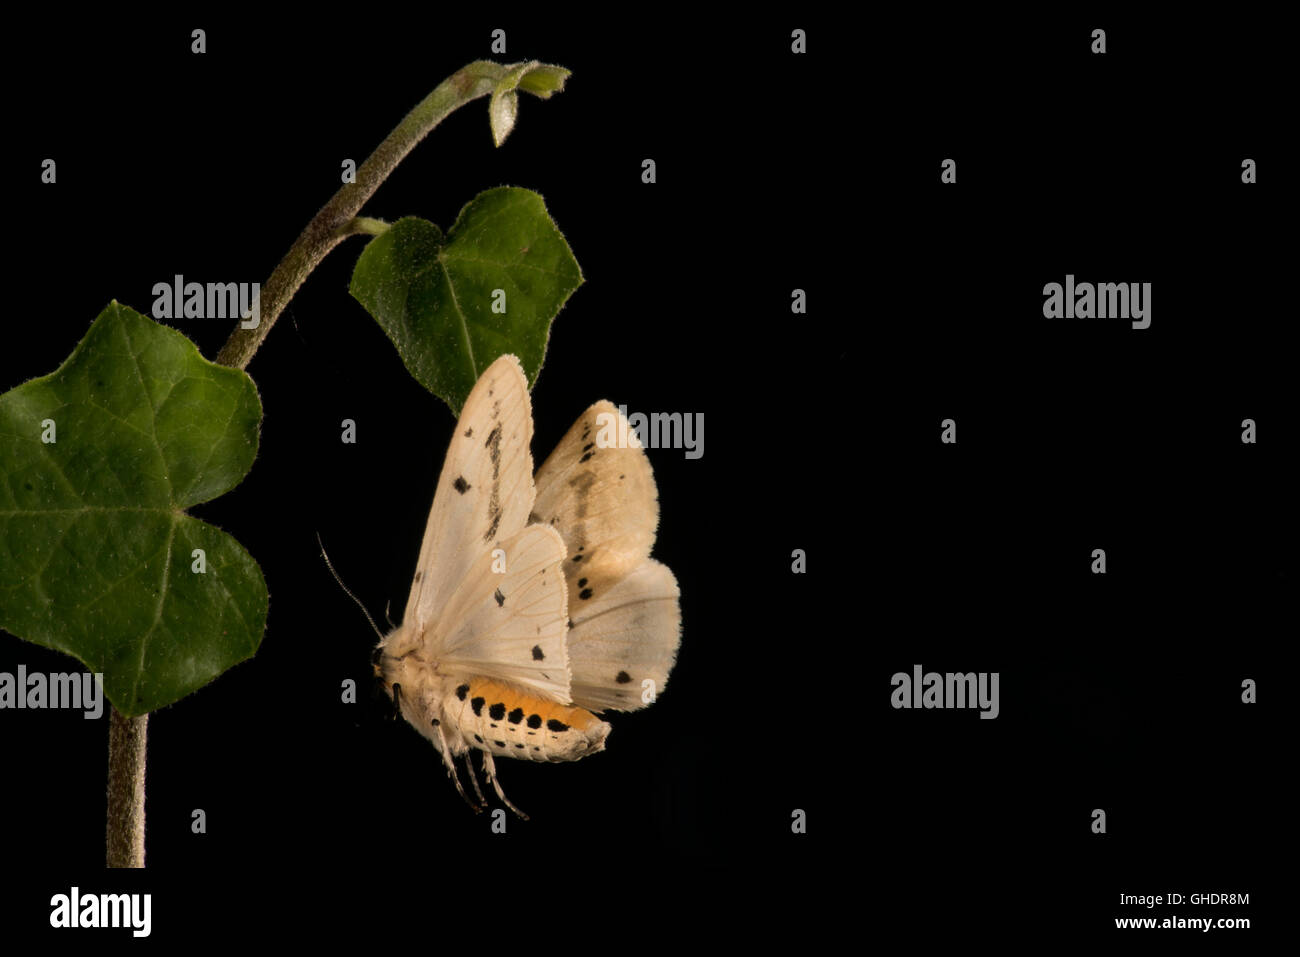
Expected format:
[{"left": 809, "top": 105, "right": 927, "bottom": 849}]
[
  {"left": 214, "top": 59, "right": 512, "bottom": 370},
  {"left": 106, "top": 708, "right": 147, "bottom": 867}
]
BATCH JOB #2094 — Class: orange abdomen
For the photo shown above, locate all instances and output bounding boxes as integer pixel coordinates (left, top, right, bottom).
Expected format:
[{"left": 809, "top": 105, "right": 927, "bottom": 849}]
[{"left": 445, "top": 677, "right": 609, "bottom": 762}]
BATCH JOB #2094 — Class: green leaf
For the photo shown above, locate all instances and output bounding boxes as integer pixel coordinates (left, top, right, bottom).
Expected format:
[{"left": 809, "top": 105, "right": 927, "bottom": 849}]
[
  {"left": 349, "top": 186, "right": 583, "bottom": 413},
  {"left": 0, "top": 302, "right": 267, "bottom": 717},
  {"left": 489, "top": 62, "right": 572, "bottom": 146},
  {"left": 515, "top": 63, "right": 571, "bottom": 99},
  {"left": 489, "top": 88, "right": 520, "bottom": 148}
]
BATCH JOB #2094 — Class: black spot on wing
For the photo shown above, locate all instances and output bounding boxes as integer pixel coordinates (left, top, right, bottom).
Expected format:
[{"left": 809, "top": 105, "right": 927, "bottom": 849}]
[
  {"left": 616, "top": 671, "right": 631, "bottom": 684},
  {"left": 568, "top": 471, "right": 596, "bottom": 520},
  {"left": 494, "top": 587, "right": 505, "bottom": 607},
  {"left": 578, "top": 578, "right": 588, "bottom": 588},
  {"left": 532, "top": 645, "right": 545, "bottom": 661},
  {"left": 483, "top": 424, "right": 503, "bottom": 543},
  {"left": 454, "top": 475, "right": 471, "bottom": 494},
  {"left": 579, "top": 588, "right": 593, "bottom": 600},
  {"left": 464, "top": 427, "right": 473, "bottom": 438}
]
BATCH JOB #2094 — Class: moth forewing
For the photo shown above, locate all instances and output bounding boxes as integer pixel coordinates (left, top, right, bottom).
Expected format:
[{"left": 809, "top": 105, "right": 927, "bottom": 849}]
[
  {"left": 532, "top": 400, "right": 659, "bottom": 595},
  {"left": 400, "top": 354, "right": 538, "bottom": 639}
]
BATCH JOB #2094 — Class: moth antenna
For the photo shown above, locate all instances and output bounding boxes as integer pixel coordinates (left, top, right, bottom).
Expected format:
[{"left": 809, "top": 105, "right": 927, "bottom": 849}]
[{"left": 316, "top": 532, "right": 386, "bottom": 642}]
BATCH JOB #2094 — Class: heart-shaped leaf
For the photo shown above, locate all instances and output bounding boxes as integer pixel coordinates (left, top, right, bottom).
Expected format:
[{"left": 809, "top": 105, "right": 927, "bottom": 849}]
[
  {"left": 0, "top": 301, "right": 267, "bottom": 716},
  {"left": 349, "top": 186, "right": 583, "bottom": 413}
]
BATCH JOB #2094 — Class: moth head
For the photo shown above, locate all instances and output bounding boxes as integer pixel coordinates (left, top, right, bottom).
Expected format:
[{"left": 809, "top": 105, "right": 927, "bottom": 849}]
[{"left": 373, "top": 631, "right": 423, "bottom": 701}]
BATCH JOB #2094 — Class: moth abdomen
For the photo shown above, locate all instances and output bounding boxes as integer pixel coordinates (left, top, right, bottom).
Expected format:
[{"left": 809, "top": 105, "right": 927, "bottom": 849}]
[{"left": 442, "top": 676, "right": 609, "bottom": 763}]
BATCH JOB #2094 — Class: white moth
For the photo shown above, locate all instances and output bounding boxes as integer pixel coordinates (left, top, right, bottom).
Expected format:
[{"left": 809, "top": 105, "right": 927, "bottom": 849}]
[{"left": 374, "top": 354, "right": 681, "bottom": 817}]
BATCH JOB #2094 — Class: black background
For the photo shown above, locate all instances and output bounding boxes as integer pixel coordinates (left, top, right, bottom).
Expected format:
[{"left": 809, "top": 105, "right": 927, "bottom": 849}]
[{"left": 1, "top": 11, "right": 1289, "bottom": 944}]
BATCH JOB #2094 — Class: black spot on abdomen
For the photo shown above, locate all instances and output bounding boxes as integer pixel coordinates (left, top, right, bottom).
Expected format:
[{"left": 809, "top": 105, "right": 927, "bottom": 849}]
[
  {"left": 488, "top": 702, "right": 506, "bottom": 721},
  {"left": 471, "top": 697, "right": 485, "bottom": 716}
]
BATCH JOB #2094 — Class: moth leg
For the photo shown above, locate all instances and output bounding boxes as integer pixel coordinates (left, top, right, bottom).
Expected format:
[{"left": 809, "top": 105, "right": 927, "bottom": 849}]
[
  {"left": 390, "top": 682, "right": 402, "bottom": 721},
  {"left": 463, "top": 751, "right": 488, "bottom": 809},
  {"left": 383, "top": 599, "right": 396, "bottom": 631},
  {"left": 433, "top": 721, "right": 480, "bottom": 814},
  {"left": 481, "top": 750, "right": 530, "bottom": 821}
]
